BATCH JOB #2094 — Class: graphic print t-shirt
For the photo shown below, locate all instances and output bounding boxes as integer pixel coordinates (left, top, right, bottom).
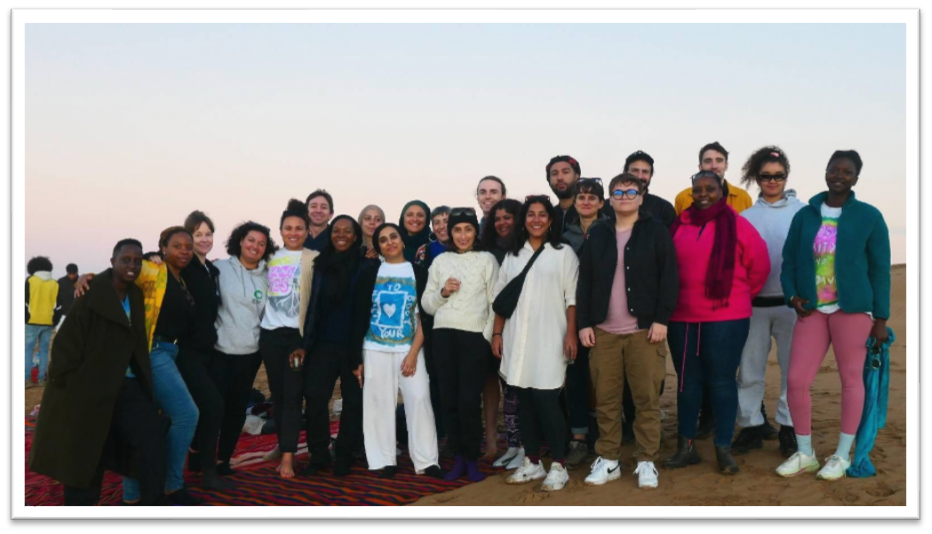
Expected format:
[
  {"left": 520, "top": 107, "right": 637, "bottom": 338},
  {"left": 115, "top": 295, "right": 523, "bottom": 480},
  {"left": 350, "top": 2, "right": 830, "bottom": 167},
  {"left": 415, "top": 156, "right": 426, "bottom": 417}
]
[
  {"left": 363, "top": 262, "right": 418, "bottom": 353},
  {"left": 260, "top": 250, "right": 303, "bottom": 330},
  {"left": 813, "top": 203, "right": 842, "bottom": 314}
]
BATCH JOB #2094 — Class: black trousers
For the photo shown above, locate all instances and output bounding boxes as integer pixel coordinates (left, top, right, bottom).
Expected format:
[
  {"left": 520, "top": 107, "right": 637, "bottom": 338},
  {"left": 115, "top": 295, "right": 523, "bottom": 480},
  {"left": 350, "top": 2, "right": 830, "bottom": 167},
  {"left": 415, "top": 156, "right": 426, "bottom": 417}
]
[
  {"left": 213, "top": 350, "right": 263, "bottom": 464},
  {"left": 516, "top": 386, "right": 567, "bottom": 462},
  {"left": 303, "top": 342, "right": 363, "bottom": 464},
  {"left": 63, "top": 378, "right": 166, "bottom": 506},
  {"left": 259, "top": 327, "right": 305, "bottom": 454},
  {"left": 432, "top": 329, "right": 488, "bottom": 461},
  {"left": 176, "top": 346, "right": 225, "bottom": 472}
]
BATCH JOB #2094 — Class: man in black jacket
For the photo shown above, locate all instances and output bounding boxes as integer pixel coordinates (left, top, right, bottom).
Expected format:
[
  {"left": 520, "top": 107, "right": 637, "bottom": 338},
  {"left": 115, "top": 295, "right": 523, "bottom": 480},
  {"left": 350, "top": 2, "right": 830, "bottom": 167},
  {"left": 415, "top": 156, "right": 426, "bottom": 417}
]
[
  {"left": 576, "top": 173, "right": 678, "bottom": 490},
  {"left": 624, "top": 150, "right": 676, "bottom": 228}
]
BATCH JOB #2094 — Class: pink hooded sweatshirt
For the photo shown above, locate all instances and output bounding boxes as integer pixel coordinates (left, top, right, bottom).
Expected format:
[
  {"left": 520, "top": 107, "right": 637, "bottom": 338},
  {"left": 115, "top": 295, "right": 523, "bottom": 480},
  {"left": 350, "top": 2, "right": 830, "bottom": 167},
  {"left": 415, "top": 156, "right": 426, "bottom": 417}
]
[{"left": 670, "top": 206, "right": 771, "bottom": 323}]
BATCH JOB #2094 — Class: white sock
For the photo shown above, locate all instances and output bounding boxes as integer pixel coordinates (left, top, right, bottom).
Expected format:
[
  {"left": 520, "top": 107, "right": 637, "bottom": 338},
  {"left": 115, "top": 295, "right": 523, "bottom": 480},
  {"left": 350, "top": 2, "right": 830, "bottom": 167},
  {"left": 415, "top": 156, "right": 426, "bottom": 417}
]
[
  {"left": 834, "top": 432, "right": 856, "bottom": 461},
  {"left": 796, "top": 434, "right": 813, "bottom": 457}
]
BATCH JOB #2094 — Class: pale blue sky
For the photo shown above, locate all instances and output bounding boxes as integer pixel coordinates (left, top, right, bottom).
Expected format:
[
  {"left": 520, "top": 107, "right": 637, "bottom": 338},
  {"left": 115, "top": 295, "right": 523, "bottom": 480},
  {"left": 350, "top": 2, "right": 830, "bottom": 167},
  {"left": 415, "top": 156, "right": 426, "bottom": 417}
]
[{"left": 26, "top": 23, "right": 907, "bottom": 275}]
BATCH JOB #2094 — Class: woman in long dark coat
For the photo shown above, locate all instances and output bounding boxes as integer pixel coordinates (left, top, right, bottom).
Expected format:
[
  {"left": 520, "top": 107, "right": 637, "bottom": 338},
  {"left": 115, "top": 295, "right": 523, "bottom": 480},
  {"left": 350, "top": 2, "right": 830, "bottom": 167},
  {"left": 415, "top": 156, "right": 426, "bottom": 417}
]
[{"left": 29, "top": 239, "right": 167, "bottom": 506}]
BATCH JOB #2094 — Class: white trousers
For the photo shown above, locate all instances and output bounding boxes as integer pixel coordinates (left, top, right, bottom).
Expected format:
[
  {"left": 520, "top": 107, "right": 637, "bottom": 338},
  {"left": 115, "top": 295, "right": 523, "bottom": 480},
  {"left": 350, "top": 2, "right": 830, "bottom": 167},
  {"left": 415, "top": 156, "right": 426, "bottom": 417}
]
[
  {"left": 362, "top": 348, "right": 438, "bottom": 473},
  {"left": 737, "top": 305, "right": 797, "bottom": 428}
]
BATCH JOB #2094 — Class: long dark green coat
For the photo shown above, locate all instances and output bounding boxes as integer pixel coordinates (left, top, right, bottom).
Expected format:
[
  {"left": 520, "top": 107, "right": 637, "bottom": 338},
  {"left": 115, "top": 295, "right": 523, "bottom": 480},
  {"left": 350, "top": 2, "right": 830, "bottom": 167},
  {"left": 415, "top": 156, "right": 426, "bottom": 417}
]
[{"left": 29, "top": 269, "right": 155, "bottom": 488}]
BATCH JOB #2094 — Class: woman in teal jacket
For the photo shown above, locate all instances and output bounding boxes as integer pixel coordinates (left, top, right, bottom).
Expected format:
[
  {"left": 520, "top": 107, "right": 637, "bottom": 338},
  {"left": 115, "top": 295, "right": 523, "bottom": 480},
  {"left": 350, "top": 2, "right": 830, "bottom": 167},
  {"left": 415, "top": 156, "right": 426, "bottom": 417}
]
[{"left": 777, "top": 149, "right": 891, "bottom": 482}]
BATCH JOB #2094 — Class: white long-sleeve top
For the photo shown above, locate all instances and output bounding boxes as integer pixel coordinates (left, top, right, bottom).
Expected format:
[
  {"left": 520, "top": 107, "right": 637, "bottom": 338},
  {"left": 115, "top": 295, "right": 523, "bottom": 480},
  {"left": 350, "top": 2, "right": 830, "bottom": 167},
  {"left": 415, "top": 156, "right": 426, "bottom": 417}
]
[
  {"left": 422, "top": 251, "right": 499, "bottom": 342},
  {"left": 494, "top": 242, "right": 579, "bottom": 390}
]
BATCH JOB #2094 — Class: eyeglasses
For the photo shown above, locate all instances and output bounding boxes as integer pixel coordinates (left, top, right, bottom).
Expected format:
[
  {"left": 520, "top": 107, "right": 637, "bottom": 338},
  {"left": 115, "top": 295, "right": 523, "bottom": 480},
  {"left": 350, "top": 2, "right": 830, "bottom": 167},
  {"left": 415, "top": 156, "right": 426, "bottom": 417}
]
[
  {"left": 611, "top": 189, "right": 641, "bottom": 200},
  {"left": 759, "top": 174, "right": 787, "bottom": 182},
  {"left": 524, "top": 194, "right": 552, "bottom": 204},
  {"left": 450, "top": 207, "right": 477, "bottom": 217}
]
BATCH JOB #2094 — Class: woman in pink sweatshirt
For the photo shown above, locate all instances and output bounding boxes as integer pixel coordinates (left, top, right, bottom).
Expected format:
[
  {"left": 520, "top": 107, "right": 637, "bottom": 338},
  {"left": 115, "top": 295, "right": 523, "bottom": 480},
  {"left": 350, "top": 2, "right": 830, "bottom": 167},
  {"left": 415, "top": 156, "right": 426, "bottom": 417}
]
[{"left": 662, "top": 171, "right": 770, "bottom": 476}]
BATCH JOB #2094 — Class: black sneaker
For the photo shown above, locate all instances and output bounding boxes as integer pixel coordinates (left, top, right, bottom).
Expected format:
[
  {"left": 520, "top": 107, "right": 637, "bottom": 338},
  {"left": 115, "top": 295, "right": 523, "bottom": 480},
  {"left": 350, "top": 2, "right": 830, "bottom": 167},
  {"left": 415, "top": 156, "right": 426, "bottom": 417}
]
[
  {"left": 566, "top": 440, "right": 589, "bottom": 468},
  {"left": 778, "top": 425, "right": 798, "bottom": 458},
  {"left": 167, "top": 488, "right": 203, "bottom": 506},
  {"left": 759, "top": 403, "right": 779, "bottom": 441},
  {"left": 378, "top": 466, "right": 397, "bottom": 479},
  {"left": 423, "top": 464, "right": 445, "bottom": 479},
  {"left": 731, "top": 427, "right": 764, "bottom": 455}
]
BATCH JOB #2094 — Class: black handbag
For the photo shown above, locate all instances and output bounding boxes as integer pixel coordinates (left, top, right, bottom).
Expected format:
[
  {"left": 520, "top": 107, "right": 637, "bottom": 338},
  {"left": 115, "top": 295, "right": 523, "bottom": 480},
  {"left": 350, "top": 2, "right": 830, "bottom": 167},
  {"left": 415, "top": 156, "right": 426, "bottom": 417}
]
[{"left": 492, "top": 245, "right": 546, "bottom": 319}]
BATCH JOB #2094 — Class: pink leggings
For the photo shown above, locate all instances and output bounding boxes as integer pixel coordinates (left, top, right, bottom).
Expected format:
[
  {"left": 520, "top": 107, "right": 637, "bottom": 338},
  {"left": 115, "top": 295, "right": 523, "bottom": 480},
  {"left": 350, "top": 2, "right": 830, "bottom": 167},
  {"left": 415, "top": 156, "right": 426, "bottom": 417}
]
[{"left": 786, "top": 311, "right": 873, "bottom": 436}]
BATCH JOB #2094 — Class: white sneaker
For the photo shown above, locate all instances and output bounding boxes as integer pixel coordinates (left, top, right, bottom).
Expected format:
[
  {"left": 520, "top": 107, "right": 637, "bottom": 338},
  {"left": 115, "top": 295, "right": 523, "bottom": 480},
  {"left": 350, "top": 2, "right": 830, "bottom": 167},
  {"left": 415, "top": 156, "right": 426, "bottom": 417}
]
[
  {"left": 541, "top": 462, "right": 570, "bottom": 491},
  {"left": 633, "top": 461, "right": 659, "bottom": 489},
  {"left": 505, "top": 456, "right": 547, "bottom": 484},
  {"left": 505, "top": 447, "right": 526, "bottom": 470},
  {"left": 493, "top": 446, "right": 521, "bottom": 468},
  {"left": 776, "top": 451, "right": 820, "bottom": 477},
  {"left": 584, "top": 456, "right": 622, "bottom": 486},
  {"left": 816, "top": 455, "right": 851, "bottom": 481}
]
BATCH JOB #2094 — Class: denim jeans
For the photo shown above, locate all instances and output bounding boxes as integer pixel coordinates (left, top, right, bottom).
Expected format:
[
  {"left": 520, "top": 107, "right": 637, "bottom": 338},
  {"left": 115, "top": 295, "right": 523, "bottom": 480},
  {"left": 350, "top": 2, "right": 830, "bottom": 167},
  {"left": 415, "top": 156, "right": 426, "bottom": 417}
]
[
  {"left": 25, "top": 324, "right": 52, "bottom": 380},
  {"left": 123, "top": 341, "right": 199, "bottom": 501},
  {"left": 668, "top": 319, "right": 750, "bottom": 447}
]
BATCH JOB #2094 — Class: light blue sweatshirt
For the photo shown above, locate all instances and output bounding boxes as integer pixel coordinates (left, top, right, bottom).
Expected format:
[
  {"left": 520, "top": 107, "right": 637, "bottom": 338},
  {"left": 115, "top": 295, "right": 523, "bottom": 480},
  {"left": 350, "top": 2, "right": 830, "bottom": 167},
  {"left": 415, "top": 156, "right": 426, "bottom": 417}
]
[{"left": 740, "top": 189, "right": 805, "bottom": 298}]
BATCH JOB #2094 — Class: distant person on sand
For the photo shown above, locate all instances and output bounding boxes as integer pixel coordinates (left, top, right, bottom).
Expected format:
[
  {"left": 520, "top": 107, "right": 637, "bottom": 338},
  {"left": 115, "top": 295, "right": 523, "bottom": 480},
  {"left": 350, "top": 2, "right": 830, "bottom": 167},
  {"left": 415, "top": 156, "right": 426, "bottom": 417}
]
[
  {"left": 31, "top": 239, "right": 167, "bottom": 506},
  {"left": 25, "top": 256, "right": 59, "bottom": 388},
  {"left": 732, "top": 147, "right": 805, "bottom": 459},
  {"left": 54, "top": 263, "right": 79, "bottom": 328},
  {"left": 777, "top": 149, "right": 891, "bottom": 481},
  {"left": 304, "top": 189, "right": 335, "bottom": 252}
]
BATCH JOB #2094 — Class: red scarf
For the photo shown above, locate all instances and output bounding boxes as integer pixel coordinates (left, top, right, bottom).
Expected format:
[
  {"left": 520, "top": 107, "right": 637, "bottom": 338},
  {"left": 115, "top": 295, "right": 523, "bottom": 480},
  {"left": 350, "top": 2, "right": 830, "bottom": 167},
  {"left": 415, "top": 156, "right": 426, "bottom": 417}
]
[{"left": 670, "top": 197, "right": 738, "bottom": 309}]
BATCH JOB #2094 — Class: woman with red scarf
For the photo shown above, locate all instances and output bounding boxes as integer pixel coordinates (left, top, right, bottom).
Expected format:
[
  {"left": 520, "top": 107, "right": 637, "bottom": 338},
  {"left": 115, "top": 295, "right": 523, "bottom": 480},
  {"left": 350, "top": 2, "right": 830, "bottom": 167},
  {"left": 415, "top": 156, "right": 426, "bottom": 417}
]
[{"left": 663, "top": 171, "right": 770, "bottom": 475}]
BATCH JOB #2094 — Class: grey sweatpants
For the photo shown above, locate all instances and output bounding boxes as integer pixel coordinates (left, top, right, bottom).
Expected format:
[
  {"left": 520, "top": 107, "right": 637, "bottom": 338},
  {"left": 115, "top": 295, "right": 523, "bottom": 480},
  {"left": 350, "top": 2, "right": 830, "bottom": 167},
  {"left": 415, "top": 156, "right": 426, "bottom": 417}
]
[{"left": 737, "top": 305, "right": 796, "bottom": 428}]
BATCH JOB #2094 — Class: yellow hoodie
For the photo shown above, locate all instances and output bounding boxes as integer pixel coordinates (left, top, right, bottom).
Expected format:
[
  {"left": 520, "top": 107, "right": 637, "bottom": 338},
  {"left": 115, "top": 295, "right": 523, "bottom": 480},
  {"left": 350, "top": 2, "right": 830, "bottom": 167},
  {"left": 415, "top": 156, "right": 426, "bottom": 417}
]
[{"left": 27, "top": 272, "right": 59, "bottom": 326}]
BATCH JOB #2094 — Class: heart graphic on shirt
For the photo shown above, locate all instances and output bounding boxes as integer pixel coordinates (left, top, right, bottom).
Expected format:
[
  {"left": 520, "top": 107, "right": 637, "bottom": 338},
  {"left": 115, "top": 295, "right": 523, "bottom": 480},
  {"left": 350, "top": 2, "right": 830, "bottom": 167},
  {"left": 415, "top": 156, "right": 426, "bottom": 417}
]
[{"left": 383, "top": 303, "right": 397, "bottom": 318}]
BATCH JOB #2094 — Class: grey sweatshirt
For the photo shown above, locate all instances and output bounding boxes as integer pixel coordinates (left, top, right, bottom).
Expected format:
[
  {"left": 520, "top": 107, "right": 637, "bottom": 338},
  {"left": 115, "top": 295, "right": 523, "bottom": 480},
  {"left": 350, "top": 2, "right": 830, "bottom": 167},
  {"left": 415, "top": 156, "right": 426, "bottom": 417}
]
[
  {"left": 214, "top": 256, "right": 268, "bottom": 355},
  {"left": 740, "top": 189, "right": 805, "bottom": 298}
]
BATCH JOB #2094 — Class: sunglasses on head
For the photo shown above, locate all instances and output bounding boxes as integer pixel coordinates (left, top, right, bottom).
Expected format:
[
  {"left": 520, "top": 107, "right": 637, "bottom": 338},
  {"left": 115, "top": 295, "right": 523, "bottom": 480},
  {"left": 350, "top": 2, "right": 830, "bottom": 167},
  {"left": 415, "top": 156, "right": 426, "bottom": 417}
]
[
  {"left": 758, "top": 173, "right": 787, "bottom": 182},
  {"left": 524, "top": 194, "right": 552, "bottom": 204},
  {"left": 450, "top": 207, "right": 477, "bottom": 217},
  {"left": 579, "top": 177, "right": 603, "bottom": 185},
  {"left": 691, "top": 171, "right": 720, "bottom": 182},
  {"left": 611, "top": 188, "right": 641, "bottom": 200}
]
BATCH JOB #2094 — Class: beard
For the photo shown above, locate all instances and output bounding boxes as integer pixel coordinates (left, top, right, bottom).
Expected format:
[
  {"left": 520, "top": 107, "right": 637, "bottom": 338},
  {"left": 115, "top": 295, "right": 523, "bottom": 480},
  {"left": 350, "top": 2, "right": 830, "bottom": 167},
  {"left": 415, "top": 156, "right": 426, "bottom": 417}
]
[{"left": 550, "top": 183, "right": 574, "bottom": 200}]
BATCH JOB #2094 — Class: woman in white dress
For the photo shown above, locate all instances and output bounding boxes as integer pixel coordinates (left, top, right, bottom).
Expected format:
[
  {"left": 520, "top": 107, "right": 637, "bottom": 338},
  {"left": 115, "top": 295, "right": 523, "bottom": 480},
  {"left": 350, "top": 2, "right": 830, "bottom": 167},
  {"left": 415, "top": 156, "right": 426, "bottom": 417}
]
[{"left": 491, "top": 195, "right": 579, "bottom": 492}]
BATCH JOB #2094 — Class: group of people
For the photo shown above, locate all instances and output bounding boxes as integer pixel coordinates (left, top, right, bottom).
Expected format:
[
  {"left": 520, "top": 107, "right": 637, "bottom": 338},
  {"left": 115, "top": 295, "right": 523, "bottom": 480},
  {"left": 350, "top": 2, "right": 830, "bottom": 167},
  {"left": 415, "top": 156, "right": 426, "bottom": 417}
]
[
  {"left": 27, "top": 141, "right": 891, "bottom": 505},
  {"left": 24, "top": 260, "right": 80, "bottom": 388}
]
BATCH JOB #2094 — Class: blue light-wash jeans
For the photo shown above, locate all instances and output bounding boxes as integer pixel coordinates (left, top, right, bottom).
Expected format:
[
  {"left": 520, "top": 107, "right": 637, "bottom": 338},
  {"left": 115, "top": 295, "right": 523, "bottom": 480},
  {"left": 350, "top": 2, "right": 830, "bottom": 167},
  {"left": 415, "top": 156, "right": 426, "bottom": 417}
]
[
  {"left": 123, "top": 341, "right": 199, "bottom": 501},
  {"left": 25, "top": 324, "right": 52, "bottom": 380}
]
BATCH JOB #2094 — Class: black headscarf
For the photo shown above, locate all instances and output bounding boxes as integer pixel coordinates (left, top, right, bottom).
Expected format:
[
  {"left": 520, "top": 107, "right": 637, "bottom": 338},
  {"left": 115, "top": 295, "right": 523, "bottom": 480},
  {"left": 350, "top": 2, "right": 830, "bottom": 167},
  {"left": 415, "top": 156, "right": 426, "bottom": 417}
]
[{"left": 398, "top": 200, "right": 431, "bottom": 263}]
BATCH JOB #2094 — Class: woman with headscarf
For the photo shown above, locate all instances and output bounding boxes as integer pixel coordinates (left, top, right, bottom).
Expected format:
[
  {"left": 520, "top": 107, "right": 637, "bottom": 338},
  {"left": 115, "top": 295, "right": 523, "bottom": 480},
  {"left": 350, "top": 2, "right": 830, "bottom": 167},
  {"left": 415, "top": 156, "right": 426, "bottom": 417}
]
[{"left": 399, "top": 200, "right": 432, "bottom": 264}]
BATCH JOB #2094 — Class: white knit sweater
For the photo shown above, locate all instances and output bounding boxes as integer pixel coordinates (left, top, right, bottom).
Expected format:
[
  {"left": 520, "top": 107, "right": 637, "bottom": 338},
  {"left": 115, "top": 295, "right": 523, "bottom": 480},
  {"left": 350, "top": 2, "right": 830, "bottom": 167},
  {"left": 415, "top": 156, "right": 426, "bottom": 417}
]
[{"left": 421, "top": 251, "right": 500, "bottom": 342}]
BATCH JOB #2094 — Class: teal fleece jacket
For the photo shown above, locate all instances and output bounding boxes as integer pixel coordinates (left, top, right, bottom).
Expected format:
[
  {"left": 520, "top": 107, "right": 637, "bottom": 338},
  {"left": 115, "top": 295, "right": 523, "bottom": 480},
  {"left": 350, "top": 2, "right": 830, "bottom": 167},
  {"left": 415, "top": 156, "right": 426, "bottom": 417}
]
[{"left": 780, "top": 191, "right": 891, "bottom": 319}]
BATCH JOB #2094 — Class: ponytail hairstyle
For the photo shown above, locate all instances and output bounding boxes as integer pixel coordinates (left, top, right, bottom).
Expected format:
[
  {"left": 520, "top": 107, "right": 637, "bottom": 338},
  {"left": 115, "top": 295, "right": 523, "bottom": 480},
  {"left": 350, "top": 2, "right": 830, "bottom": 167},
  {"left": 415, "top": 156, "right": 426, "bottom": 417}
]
[{"left": 280, "top": 198, "right": 309, "bottom": 229}]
